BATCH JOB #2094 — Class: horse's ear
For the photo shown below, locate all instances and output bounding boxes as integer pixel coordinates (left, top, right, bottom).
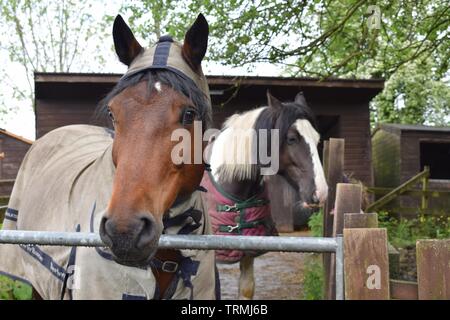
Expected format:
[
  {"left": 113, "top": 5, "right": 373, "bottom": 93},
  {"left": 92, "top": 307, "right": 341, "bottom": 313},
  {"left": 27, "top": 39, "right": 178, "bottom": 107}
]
[
  {"left": 294, "top": 92, "right": 307, "bottom": 106},
  {"left": 113, "top": 15, "right": 143, "bottom": 66},
  {"left": 183, "top": 13, "right": 209, "bottom": 70},
  {"left": 267, "top": 91, "right": 283, "bottom": 111}
]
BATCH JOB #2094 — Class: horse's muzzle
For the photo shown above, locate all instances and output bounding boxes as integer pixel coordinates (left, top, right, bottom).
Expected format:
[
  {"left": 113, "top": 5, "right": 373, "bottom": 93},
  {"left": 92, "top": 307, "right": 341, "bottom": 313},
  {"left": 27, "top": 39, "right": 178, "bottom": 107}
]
[{"left": 99, "top": 213, "right": 161, "bottom": 266}]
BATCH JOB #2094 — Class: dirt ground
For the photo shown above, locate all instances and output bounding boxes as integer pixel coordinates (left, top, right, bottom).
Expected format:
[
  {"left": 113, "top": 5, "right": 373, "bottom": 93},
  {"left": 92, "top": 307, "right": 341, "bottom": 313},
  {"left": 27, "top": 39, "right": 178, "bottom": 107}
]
[{"left": 217, "top": 231, "right": 310, "bottom": 300}]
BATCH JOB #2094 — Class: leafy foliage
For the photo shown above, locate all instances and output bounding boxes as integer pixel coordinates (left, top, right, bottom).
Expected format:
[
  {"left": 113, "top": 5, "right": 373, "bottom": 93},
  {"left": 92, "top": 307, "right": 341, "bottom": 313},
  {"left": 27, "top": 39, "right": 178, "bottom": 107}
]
[
  {"left": 1, "top": 1, "right": 448, "bottom": 125},
  {"left": 0, "top": 275, "right": 32, "bottom": 300},
  {"left": 308, "top": 209, "right": 324, "bottom": 237},
  {"left": 103, "top": 1, "right": 198, "bottom": 46},
  {"left": 120, "top": 0, "right": 449, "bottom": 126},
  {"left": 378, "top": 211, "right": 450, "bottom": 248},
  {"left": 371, "top": 58, "right": 450, "bottom": 125},
  {"left": 0, "top": 0, "right": 107, "bottom": 120}
]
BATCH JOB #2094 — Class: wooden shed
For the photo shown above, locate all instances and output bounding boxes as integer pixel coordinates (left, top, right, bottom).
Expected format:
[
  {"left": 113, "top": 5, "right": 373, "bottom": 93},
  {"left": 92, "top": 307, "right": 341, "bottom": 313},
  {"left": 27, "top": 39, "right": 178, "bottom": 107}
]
[
  {"left": 372, "top": 123, "right": 450, "bottom": 213},
  {"left": 34, "top": 72, "right": 383, "bottom": 229},
  {"left": 0, "top": 129, "right": 33, "bottom": 196},
  {"left": 35, "top": 73, "right": 384, "bottom": 186}
]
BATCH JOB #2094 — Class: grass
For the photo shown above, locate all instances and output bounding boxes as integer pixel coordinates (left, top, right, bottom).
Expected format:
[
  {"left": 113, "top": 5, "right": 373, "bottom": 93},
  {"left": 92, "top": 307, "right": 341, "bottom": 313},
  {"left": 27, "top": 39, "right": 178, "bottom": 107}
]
[
  {"left": 0, "top": 222, "right": 32, "bottom": 300},
  {"left": 302, "top": 254, "right": 324, "bottom": 300},
  {"left": 302, "top": 210, "right": 325, "bottom": 300}
]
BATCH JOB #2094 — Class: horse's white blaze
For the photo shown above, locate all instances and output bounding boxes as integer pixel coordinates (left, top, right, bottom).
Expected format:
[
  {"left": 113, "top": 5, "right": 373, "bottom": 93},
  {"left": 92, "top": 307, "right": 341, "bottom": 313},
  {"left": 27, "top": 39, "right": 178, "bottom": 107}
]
[
  {"left": 294, "top": 119, "right": 328, "bottom": 204},
  {"left": 154, "top": 81, "right": 162, "bottom": 92}
]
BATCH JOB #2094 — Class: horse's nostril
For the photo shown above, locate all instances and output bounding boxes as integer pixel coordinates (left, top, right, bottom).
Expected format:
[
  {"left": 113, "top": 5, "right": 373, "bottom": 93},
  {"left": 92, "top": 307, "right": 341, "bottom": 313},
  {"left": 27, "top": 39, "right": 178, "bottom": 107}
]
[
  {"left": 135, "top": 215, "right": 157, "bottom": 249},
  {"left": 99, "top": 216, "right": 114, "bottom": 247}
]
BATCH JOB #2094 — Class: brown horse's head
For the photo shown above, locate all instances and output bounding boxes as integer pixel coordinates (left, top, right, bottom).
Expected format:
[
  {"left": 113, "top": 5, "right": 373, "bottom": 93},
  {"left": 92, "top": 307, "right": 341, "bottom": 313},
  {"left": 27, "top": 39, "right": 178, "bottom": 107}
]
[{"left": 98, "top": 14, "right": 210, "bottom": 266}]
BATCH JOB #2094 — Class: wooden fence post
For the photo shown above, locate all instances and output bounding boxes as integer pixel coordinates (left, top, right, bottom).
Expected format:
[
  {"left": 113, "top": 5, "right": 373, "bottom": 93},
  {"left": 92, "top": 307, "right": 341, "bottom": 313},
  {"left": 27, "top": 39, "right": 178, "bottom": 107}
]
[
  {"left": 332, "top": 184, "right": 362, "bottom": 236},
  {"left": 326, "top": 183, "right": 361, "bottom": 300},
  {"left": 417, "top": 239, "right": 450, "bottom": 300},
  {"left": 322, "top": 138, "right": 345, "bottom": 300},
  {"left": 344, "top": 212, "right": 378, "bottom": 228},
  {"left": 343, "top": 228, "right": 390, "bottom": 300},
  {"left": 421, "top": 168, "right": 429, "bottom": 211}
]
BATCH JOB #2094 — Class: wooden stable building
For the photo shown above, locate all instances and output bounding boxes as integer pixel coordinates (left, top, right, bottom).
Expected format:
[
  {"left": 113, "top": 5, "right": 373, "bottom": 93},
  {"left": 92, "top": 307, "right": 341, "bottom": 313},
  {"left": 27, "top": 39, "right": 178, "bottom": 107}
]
[
  {"left": 0, "top": 129, "right": 33, "bottom": 196},
  {"left": 35, "top": 73, "right": 384, "bottom": 186},
  {"left": 34, "top": 73, "right": 383, "bottom": 229},
  {"left": 372, "top": 123, "right": 450, "bottom": 214}
]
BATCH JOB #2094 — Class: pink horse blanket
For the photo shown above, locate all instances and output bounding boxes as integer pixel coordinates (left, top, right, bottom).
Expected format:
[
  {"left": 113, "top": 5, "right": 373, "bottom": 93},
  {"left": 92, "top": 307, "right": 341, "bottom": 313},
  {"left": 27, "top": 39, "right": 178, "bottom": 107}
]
[{"left": 201, "top": 172, "right": 278, "bottom": 263}]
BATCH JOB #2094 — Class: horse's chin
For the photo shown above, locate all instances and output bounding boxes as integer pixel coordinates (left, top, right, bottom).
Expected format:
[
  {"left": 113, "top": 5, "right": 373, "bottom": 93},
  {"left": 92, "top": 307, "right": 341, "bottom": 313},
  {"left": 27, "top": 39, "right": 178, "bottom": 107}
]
[
  {"left": 112, "top": 254, "right": 155, "bottom": 268},
  {"left": 111, "top": 248, "right": 158, "bottom": 268}
]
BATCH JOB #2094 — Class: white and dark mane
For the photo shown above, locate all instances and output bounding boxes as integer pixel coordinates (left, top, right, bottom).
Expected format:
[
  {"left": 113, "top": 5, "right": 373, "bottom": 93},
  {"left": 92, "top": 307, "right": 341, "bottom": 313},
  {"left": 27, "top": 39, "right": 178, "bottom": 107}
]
[
  {"left": 209, "top": 107, "right": 265, "bottom": 182},
  {"left": 209, "top": 94, "right": 320, "bottom": 184}
]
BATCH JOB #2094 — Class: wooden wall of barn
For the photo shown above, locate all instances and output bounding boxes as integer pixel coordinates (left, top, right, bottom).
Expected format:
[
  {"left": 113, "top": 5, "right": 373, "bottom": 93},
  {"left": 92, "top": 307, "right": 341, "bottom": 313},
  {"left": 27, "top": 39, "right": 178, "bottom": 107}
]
[
  {"left": 0, "top": 134, "right": 32, "bottom": 196},
  {"left": 372, "top": 129, "right": 401, "bottom": 187},
  {"left": 400, "top": 130, "right": 450, "bottom": 211},
  {"left": 34, "top": 75, "right": 383, "bottom": 229},
  {"left": 372, "top": 126, "right": 450, "bottom": 214},
  {"left": 35, "top": 81, "right": 375, "bottom": 187},
  {"left": 210, "top": 85, "right": 374, "bottom": 186},
  {"left": 400, "top": 131, "right": 450, "bottom": 183}
]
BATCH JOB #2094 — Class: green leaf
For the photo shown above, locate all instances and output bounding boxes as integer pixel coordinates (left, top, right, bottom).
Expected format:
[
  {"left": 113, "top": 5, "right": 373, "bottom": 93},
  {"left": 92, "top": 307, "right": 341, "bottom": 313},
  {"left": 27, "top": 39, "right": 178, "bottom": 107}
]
[{"left": 12, "top": 281, "right": 32, "bottom": 300}]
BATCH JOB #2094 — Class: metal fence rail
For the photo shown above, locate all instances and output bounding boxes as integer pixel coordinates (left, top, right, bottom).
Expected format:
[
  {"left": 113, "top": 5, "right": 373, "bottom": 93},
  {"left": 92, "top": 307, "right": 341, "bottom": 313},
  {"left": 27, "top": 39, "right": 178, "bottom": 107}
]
[{"left": 0, "top": 230, "right": 344, "bottom": 300}]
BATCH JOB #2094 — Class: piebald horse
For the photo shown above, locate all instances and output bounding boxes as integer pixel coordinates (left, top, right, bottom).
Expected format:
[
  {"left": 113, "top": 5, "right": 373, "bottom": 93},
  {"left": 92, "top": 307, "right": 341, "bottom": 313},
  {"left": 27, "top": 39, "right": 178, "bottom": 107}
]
[
  {"left": 0, "top": 14, "right": 218, "bottom": 299},
  {"left": 202, "top": 92, "right": 328, "bottom": 299}
]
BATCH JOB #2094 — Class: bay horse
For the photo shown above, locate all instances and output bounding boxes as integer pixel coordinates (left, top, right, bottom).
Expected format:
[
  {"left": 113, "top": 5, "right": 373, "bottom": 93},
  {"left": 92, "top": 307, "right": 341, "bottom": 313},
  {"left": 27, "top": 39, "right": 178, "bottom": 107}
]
[
  {"left": 202, "top": 91, "right": 328, "bottom": 299},
  {"left": 0, "top": 14, "right": 218, "bottom": 299}
]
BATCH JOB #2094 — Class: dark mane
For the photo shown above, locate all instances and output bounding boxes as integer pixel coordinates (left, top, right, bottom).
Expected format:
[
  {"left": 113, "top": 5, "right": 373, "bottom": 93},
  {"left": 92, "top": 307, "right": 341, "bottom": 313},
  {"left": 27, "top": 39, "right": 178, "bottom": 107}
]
[
  {"left": 96, "top": 69, "right": 211, "bottom": 129},
  {"left": 254, "top": 99, "right": 318, "bottom": 139},
  {"left": 253, "top": 98, "right": 318, "bottom": 165}
]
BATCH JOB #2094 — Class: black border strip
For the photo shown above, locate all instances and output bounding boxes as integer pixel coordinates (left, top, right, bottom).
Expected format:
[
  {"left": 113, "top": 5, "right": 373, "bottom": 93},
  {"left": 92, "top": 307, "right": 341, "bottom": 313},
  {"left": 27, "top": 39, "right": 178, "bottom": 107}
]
[{"left": 5, "top": 208, "right": 18, "bottom": 222}]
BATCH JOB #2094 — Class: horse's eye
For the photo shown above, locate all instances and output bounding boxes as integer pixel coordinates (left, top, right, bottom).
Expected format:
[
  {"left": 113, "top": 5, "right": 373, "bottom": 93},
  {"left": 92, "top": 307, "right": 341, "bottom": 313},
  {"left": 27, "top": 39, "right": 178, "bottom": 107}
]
[
  {"left": 107, "top": 107, "right": 115, "bottom": 122},
  {"left": 182, "top": 108, "right": 197, "bottom": 125},
  {"left": 287, "top": 135, "right": 298, "bottom": 145}
]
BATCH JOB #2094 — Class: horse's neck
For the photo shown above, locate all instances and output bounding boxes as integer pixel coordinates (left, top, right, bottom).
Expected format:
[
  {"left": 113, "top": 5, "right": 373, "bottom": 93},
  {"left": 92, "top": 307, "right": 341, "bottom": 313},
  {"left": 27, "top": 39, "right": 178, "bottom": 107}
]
[{"left": 217, "top": 177, "right": 262, "bottom": 200}]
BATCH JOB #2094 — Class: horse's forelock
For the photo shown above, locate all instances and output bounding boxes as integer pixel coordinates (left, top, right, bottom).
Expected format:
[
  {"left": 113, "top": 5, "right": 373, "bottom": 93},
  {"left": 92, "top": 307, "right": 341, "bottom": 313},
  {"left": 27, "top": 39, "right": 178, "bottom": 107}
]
[
  {"left": 95, "top": 69, "right": 212, "bottom": 129},
  {"left": 253, "top": 102, "right": 318, "bottom": 144}
]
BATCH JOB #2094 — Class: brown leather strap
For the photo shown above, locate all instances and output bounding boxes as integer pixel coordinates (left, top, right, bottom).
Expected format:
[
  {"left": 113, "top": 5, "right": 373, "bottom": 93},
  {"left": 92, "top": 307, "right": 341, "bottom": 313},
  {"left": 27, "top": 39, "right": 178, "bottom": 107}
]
[{"left": 151, "top": 249, "right": 180, "bottom": 298}]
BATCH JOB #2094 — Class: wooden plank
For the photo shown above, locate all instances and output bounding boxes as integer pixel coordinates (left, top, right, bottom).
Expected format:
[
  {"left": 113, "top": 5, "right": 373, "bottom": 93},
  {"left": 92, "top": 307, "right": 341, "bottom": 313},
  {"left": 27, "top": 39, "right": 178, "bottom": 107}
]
[
  {"left": 327, "top": 183, "right": 361, "bottom": 300},
  {"left": 322, "top": 140, "right": 332, "bottom": 301},
  {"left": 388, "top": 243, "right": 400, "bottom": 279},
  {"left": 34, "top": 73, "right": 385, "bottom": 89},
  {"left": 344, "top": 212, "right": 378, "bottom": 228},
  {"left": 333, "top": 184, "right": 362, "bottom": 236},
  {"left": 416, "top": 239, "right": 450, "bottom": 300},
  {"left": 390, "top": 280, "right": 418, "bottom": 300},
  {"left": 367, "top": 187, "right": 450, "bottom": 198},
  {"left": 323, "top": 138, "right": 345, "bottom": 300},
  {"left": 342, "top": 212, "right": 397, "bottom": 277},
  {"left": 323, "top": 138, "right": 345, "bottom": 237},
  {"left": 344, "top": 228, "right": 390, "bottom": 300},
  {"left": 323, "top": 140, "right": 330, "bottom": 179},
  {"left": 421, "top": 172, "right": 429, "bottom": 210},
  {"left": 366, "top": 167, "right": 430, "bottom": 212}
]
